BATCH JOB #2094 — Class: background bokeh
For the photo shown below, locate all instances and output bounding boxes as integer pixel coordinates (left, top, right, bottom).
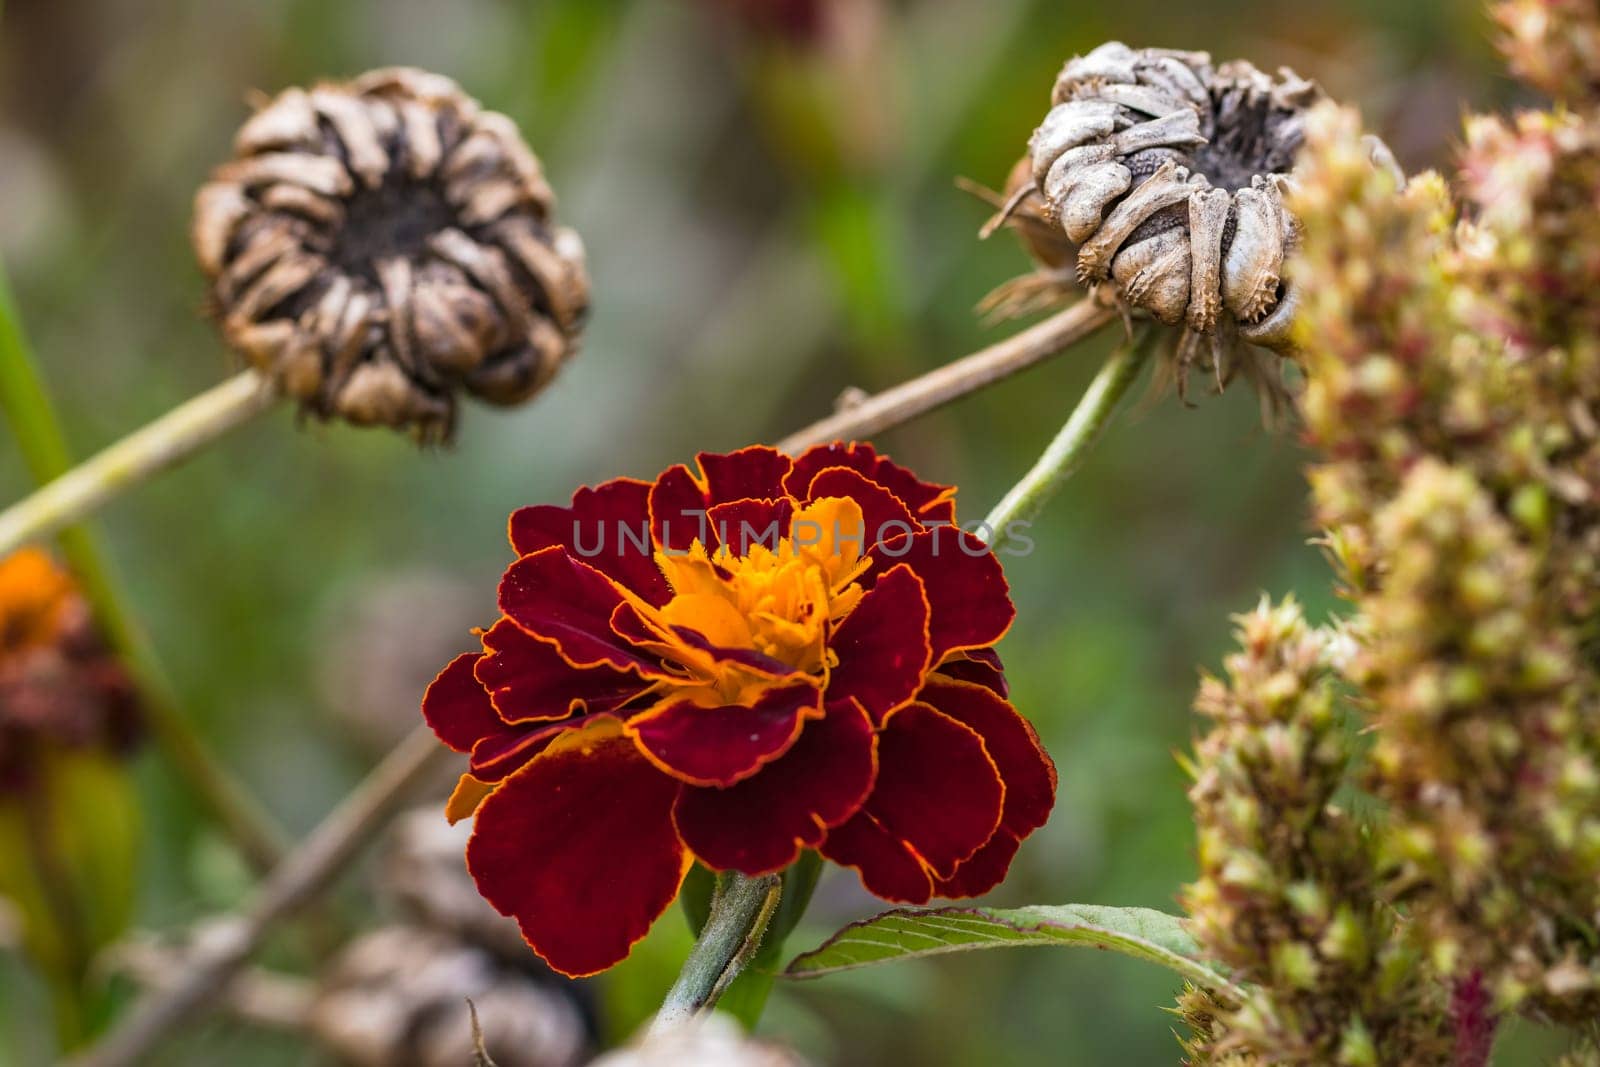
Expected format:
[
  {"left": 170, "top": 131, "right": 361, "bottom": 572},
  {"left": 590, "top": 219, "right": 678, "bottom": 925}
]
[{"left": 0, "top": 0, "right": 1535, "bottom": 1062}]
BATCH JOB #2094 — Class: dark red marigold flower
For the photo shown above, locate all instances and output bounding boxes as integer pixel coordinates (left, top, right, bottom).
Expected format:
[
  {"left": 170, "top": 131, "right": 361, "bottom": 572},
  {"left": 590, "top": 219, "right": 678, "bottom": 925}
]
[
  {"left": 423, "top": 443, "right": 1056, "bottom": 977},
  {"left": 0, "top": 549, "right": 140, "bottom": 791}
]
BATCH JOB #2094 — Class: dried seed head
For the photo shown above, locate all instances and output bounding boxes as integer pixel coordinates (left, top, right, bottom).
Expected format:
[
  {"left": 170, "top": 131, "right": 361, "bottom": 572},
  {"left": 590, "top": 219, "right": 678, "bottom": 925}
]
[
  {"left": 380, "top": 807, "right": 531, "bottom": 962},
  {"left": 193, "top": 68, "right": 590, "bottom": 441},
  {"left": 1011, "top": 42, "right": 1400, "bottom": 388},
  {"left": 592, "top": 1016, "right": 811, "bottom": 1067},
  {"left": 310, "top": 926, "right": 588, "bottom": 1067}
]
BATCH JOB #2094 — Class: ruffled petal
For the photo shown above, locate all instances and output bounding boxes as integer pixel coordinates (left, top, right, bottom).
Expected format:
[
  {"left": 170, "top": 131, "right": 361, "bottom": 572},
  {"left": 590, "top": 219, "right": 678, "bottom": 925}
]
[
  {"left": 869, "top": 527, "right": 1014, "bottom": 661},
  {"left": 673, "top": 698, "right": 876, "bottom": 875},
  {"left": 786, "top": 442, "right": 957, "bottom": 525},
  {"left": 932, "top": 830, "right": 1022, "bottom": 898},
  {"left": 934, "top": 647, "right": 1009, "bottom": 697},
  {"left": 423, "top": 653, "right": 507, "bottom": 753},
  {"left": 864, "top": 703, "right": 1003, "bottom": 877},
  {"left": 465, "top": 719, "right": 690, "bottom": 978},
  {"left": 498, "top": 546, "right": 660, "bottom": 673},
  {"left": 919, "top": 678, "right": 1055, "bottom": 841},
  {"left": 821, "top": 702, "right": 1003, "bottom": 899},
  {"left": 649, "top": 447, "right": 796, "bottom": 553},
  {"left": 805, "top": 466, "right": 918, "bottom": 550},
  {"left": 818, "top": 810, "right": 936, "bottom": 903},
  {"left": 469, "top": 719, "right": 577, "bottom": 782},
  {"left": 627, "top": 680, "right": 823, "bottom": 786},
  {"left": 508, "top": 478, "right": 669, "bottom": 605},
  {"left": 698, "top": 447, "right": 792, "bottom": 508},
  {"left": 649, "top": 463, "right": 711, "bottom": 553},
  {"left": 826, "top": 563, "right": 932, "bottom": 723},
  {"left": 706, "top": 498, "right": 794, "bottom": 557},
  {"left": 477, "top": 618, "right": 650, "bottom": 723}
]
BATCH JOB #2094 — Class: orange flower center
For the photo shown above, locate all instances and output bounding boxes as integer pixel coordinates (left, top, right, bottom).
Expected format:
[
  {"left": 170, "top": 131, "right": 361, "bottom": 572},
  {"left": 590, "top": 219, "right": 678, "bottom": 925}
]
[
  {"left": 633, "top": 498, "right": 871, "bottom": 706},
  {"left": 0, "top": 549, "right": 76, "bottom": 652}
]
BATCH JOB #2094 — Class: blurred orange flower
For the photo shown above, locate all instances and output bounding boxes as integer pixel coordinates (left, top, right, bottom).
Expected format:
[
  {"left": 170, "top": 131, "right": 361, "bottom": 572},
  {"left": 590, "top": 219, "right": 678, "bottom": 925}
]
[{"left": 0, "top": 549, "right": 140, "bottom": 791}]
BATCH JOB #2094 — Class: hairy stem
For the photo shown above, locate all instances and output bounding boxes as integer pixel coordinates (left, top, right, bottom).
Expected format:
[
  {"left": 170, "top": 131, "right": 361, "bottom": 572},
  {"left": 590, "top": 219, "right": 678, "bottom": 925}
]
[
  {"left": 0, "top": 368, "right": 278, "bottom": 558},
  {"left": 982, "top": 326, "right": 1157, "bottom": 549},
  {"left": 0, "top": 267, "right": 289, "bottom": 873},
  {"left": 70, "top": 725, "right": 448, "bottom": 1067},
  {"left": 776, "top": 297, "right": 1118, "bottom": 454},
  {"left": 650, "top": 872, "right": 783, "bottom": 1037}
]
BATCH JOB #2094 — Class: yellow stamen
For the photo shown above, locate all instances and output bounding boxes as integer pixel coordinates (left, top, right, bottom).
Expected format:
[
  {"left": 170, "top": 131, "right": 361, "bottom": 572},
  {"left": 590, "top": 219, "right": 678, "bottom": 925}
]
[{"left": 636, "top": 497, "right": 870, "bottom": 706}]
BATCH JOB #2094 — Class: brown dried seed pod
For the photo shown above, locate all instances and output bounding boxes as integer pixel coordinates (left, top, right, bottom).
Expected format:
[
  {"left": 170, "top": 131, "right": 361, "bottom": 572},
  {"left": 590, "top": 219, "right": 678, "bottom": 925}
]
[
  {"left": 310, "top": 926, "right": 588, "bottom": 1067},
  {"left": 1017, "top": 41, "right": 1400, "bottom": 373},
  {"left": 192, "top": 68, "right": 590, "bottom": 441}
]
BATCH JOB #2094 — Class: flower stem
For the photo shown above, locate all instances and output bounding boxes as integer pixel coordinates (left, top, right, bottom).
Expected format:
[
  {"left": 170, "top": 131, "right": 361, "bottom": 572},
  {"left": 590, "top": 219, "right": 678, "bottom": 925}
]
[
  {"left": 776, "top": 297, "right": 1118, "bottom": 454},
  {"left": 650, "top": 871, "right": 783, "bottom": 1036},
  {"left": 713, "top": 850, "right": 821, "bottom": 1028},
  {"left": 982, "top": 326, "right": 1157, "bottom": 549},
  {"left": 0, "top": 264, "right": 289, "bottom": 873},
  {"left": 0, "top": 368, "right": 278, "bottom": 558}
]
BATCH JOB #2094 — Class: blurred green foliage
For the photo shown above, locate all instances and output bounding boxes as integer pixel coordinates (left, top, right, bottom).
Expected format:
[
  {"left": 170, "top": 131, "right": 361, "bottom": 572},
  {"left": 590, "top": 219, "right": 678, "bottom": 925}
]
[
  {"left": 0, "top": 0, "right": 1541, "bottom": 1062},
  {"left": 0, "top": 750, "right": 138, "bottom": 1048}
]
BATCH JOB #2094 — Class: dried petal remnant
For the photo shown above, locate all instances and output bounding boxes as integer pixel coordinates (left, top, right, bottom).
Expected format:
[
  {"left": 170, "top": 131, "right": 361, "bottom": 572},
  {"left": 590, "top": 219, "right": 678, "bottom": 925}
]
[{"left": 193, "top": 68, "right": 590, "bottom": 439}]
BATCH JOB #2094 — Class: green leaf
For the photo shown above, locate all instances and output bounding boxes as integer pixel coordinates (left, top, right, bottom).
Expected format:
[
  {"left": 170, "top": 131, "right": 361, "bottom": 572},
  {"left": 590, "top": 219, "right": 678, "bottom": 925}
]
[{"left": 783, "top": 904, "right": 1239, "bottom": 998}]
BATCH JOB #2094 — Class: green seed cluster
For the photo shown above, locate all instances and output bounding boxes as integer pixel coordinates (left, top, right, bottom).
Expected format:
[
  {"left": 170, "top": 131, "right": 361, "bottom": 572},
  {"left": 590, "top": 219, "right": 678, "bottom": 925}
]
[{"left": 1179, "top": 600, "right": 1449, "bottom": 1065}]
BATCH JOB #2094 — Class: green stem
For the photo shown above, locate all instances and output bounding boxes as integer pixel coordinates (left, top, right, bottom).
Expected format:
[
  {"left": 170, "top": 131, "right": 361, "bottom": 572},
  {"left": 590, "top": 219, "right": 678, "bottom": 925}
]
[
  {"left": 0, "top": 263, "right": 289, "bottom": 873},
  {"left": 651, "top": 872, "right": 782, "bottom": 1036},
  {"left": 982, "top": 326, "right": 1157, "bottom": 550},
  {"left": 713, "top": 850, "right": 822, "bottom": 1029},
  {"left": 0, "top": 369, "right": 277, "bottom": 557}
]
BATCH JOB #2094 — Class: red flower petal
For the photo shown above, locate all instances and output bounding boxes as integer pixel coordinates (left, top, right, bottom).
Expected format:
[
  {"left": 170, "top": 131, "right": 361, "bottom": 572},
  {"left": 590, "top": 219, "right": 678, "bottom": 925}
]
[
  {"left": 508, "top": 478, "right": 669, "bottom": 605},
  {"left": 477, "top": 618, "right": 649, "bottom": 723},
  {"left": 919, "top": 678, "right": 1055, "bottom": 840},
  {"left": 699, "top": 447, "right": 793, "bottom": 506},
  {"left": 867, "top": 703, "right": 1003, "bottom": 876},
  {"left": 869, "top": 527, "right": 1014, "bottom": 661},
  {"left": 821, "top": 702, "right": 1003, "bottom": 899},
  {"left": 805, "top": 466, "right": 918, "bottom": 548},
  {"left": 466, "top": 720, "right": 690, "bottom": 977},
  {"left": 650, "top": 447, "right": 796, "bottom": 552},
  {"left": 627, "top": 680, "right": 823, "bottom": 786},
  {"left": 649, "top": 463, "right": 711, "bottom": 553},
  {"left": 498, "top": 547, "right": 660, "bottom": 673},
  {"left": 826, "top": 563, "right": 931, "bottom": 723},
  {"left": 819, "top": 810, "right": 936, "bottom": 902},
  {"left": 934, "top": 648, "right": 1009, "bottom": 698},
  {"left": 469, "top": 719, "right": 578, "bottom": 782},
  {"left": 933, "top": 829, "right": 1022, "bottom": 898},
  {"left": 706, "top": 498, "right": 794, "bottom": 557},
  {"left": 787, "top": 442, "right": 957, "bottom": 525},
  {"left": 423, "top": 653, "right": 507, "bottom": 753},
  {"left": 673, "top": 698, "right": 876, "bottom": 875}
]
